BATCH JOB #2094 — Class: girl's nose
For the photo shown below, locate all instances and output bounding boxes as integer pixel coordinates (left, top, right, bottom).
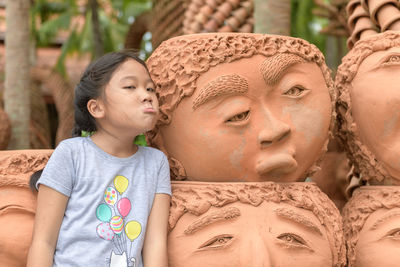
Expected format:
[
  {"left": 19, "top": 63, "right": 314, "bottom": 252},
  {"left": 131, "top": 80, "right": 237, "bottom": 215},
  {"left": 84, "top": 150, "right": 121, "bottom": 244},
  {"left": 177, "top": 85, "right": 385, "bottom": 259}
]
[
  {"left": 141, "top": 89, "right": 153, "bottom": 103},
  {"left": 258, "top": 108, "right": 291, "bottom": 147}
]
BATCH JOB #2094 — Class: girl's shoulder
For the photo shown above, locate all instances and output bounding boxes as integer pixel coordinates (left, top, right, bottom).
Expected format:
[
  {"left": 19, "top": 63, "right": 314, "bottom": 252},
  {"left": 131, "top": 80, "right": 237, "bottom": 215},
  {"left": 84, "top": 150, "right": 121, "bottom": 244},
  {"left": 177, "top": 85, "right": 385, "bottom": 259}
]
[
  {"left": 138, "top": 146, "right": 168, "bottom": 161},
  {"left": 54, "top": 136, "right": 88, "bottom": 152}
]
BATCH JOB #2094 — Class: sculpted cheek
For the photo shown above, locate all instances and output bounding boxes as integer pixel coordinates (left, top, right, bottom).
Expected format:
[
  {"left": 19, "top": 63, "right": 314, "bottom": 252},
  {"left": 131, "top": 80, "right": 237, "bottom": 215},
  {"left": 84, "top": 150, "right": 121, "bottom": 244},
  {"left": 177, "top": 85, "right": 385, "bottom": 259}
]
[
  {"left": 230, "top": 138, "right": 246, "bottom": 171},
  {"left": 283, "top": 103, "right": 327, "bottom": 145},
  {"left": 383, "top": 109, "right": 400, "bottom": 138}
]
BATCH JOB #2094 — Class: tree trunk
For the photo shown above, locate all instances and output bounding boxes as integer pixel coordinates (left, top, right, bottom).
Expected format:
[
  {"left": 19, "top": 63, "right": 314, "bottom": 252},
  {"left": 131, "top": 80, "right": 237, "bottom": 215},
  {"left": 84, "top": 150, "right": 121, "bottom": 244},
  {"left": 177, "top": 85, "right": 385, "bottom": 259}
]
[
  {"left": 254, "top": 0, "right": 291, "bottom": 35},
  {"left": 4, "top": 0, "right": 31, "bottom": 149},
  {"left": 89, "top": 0, "right": 104, "bottom": 59}
]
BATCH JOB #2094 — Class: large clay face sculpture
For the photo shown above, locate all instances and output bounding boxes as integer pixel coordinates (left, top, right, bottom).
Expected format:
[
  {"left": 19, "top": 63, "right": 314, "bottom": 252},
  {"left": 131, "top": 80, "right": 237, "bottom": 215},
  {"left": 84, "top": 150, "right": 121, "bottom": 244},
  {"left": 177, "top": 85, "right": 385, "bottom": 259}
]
[
  {"left": 168, "top": 182, "right": 346, "bottom": 267},
  {"left": 0, "top": 150, "right": 52, "bottom": 267},
  {"left": 147, "top": 33, "right": 335, "bottom": 182},
  {"left": 336, "top": 31, "right": 400, "bottom": 185},
  {"left": 342, "top": 186, "right": 400, "bottom": 267}
]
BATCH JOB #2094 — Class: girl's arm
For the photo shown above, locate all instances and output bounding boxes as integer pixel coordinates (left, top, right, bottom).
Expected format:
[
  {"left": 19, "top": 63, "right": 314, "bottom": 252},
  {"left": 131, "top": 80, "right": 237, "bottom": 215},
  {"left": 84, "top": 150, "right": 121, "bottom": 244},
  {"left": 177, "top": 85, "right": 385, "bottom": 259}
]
[
  {"left": 27, "top": 185, "right": 69, "bottom": 267},
  {"left": 142, "top": 193, "right": 171, "bottom": 267}
]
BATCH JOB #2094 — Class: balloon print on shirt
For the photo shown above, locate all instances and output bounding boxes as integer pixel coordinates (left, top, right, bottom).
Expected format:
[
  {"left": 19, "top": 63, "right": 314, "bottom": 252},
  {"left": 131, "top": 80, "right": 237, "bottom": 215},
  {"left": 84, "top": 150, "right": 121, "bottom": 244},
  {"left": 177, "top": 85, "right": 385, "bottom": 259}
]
[{"left": 95, "top": 175, "right": 142, "bottom": 267}]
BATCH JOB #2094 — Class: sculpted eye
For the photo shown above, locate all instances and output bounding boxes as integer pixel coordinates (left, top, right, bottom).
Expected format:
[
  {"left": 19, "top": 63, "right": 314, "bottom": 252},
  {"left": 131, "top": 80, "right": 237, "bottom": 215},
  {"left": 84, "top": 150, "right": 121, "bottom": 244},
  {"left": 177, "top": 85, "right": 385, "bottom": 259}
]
[
  {"left": 198, "top": 234, "right": 234, "bottom": 250},
  {"left": 277, "top": 233, "right": 308, "bottom": 247},
  {"left": 283, "top": 86, "right": 308, "bottom": 97},
  {"left": 226, "top": 110, "right": 250, "bottom": 123},
  {"left": 385, "top": 55, "right": 400, "bottom": 63},
  {"left": 387, "top": 228, "right": 400, "bottom": 239}
]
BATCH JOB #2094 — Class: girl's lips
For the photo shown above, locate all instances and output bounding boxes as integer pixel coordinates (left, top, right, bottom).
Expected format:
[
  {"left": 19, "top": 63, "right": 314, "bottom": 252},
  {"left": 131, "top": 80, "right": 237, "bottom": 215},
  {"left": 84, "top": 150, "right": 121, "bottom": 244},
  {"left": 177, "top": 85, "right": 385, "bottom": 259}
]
[{"left": 143, "top": 107, "right": 157, "bottom": 113}]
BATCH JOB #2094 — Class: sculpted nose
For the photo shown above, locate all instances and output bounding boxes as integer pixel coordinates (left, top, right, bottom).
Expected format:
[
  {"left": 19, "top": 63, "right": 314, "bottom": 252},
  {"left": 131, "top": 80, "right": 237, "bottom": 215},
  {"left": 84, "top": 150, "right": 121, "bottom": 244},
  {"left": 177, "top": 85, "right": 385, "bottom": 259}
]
[
  {"left": 258, "top": 109, "right": 291, "bottom": 147},
  {"left": 241, "top": 236, "right": 273, "bottom": 267}
]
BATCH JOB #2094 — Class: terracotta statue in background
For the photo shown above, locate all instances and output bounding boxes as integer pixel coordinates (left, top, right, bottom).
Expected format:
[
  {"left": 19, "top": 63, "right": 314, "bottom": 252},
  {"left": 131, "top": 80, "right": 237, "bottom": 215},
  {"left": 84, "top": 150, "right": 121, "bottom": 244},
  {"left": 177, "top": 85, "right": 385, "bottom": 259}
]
[
  {"left": 0, "top": 150, "right": 52, "bottom": 267},
  {"left": 336, "top": 30, "right": 400, "bottom": 185},
  {"left": 168, "top": 181, "right": 346, "bottom": 267},
  {"left": 147, "top": 33, "right": 336, "bottom": 183},
  {"left": 342, "top": 186, "right": 400, "bottom": 267}
]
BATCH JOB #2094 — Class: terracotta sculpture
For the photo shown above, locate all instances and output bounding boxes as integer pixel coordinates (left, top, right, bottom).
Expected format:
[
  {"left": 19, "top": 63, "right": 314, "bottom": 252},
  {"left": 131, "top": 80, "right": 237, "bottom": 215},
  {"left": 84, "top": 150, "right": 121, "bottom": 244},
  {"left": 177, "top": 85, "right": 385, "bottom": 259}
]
[
  {"left": 336, "top": 30, "right": 400, "bottom": 185},
  {"left": 0, "top": 150, "right": 52, "bottom": 267},
  {"left": 342, "top": 186, "right": 400, "bottom": 267},
  {"left": 147, "top": 33, "right": 336, "bottom": 183},
  {"left": 168, "top": 181, "right": 346, "bottom": 267}
]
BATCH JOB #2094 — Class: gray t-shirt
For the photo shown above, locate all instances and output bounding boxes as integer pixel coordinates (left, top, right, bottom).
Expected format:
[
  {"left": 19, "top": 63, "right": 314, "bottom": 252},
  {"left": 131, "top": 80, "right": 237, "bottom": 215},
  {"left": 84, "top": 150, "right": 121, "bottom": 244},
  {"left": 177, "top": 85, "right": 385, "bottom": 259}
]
[{"left": 37, "top": 137, "right": 171, "bottom": 267}]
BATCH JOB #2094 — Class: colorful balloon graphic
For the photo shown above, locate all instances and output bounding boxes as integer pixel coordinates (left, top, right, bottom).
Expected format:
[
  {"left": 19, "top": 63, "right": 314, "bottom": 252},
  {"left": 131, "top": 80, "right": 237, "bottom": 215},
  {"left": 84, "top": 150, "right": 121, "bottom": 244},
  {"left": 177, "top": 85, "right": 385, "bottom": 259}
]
[
  {"left": 96, "top": 203, "right": 112, "bottom": 222},
  {"left": 125, "top": 220, "right": 141, "bottom": 241},
  {"left": 114, "top": 175, "right": 129, "bottom": 194},
  {"left": 110, "top": 216, "right": 124, "bottom": 235},
  {"left": 117, "top": 198, "right": 131, "bottom": 218},
  {"left": 97, "top": 222, "right": 114, "bottom": 241},
  {"left": 104, "top": 187, "right": 117, "bottom": 205}
]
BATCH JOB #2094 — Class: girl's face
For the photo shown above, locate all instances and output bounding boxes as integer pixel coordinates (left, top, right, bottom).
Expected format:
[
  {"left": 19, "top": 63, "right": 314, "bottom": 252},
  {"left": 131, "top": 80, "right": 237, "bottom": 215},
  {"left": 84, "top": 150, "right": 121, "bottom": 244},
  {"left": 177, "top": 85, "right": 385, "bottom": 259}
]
[{"left": 99, "top": 59, "right": 159, "bottom": 136}]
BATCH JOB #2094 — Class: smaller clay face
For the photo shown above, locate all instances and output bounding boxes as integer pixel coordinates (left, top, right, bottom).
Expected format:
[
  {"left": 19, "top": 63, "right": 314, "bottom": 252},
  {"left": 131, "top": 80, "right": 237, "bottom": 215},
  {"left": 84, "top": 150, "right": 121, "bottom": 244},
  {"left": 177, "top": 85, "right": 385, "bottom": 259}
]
[
  {"left": 350, "top": 47, "right": 400, "bottom": 180},
  {"left": 335, "top": 31, "right": 400, "bottom": 184},
  {"left": 0, "top": 150, "right": 52, "bottom": 267},
  {"left": 168, "top": 181, "right": 346, "bottom": 267},
  {"left": 160, "top": 54, "right": 332, "bottom": 182},
  {"left": 342, "top": 185, "right": 400, "bottom": 267},
  {"left": 169, "top": 201, "right": 332, "bottom": 267},
  {"left": 356, "top": 207, "right": 400, "bottom": 267}
]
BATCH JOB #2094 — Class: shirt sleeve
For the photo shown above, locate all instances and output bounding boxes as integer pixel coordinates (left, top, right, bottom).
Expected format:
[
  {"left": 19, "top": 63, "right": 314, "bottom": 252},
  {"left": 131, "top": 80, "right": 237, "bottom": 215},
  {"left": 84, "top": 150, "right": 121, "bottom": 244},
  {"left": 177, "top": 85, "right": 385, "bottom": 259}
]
[
  {"left": 156, "top": 154, "right": 171, "bottom": 195},
  {"left": 36, "top": 142, "right": 75, "bottom": 197}
]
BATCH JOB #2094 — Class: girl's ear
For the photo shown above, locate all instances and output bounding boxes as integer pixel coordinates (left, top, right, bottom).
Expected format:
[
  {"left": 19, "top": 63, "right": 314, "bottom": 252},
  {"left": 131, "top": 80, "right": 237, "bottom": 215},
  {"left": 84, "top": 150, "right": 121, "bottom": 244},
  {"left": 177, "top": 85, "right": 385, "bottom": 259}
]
[{"left": 87, "top": 99, "right": 105, "bottom": 119}]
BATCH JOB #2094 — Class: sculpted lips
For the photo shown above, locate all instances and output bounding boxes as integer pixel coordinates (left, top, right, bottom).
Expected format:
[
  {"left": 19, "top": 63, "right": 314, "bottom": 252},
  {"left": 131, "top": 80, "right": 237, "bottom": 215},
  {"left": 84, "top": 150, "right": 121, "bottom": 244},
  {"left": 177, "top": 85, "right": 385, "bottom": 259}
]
[{"left": 256, "top": 153, "right": 298, "bottom": 177}]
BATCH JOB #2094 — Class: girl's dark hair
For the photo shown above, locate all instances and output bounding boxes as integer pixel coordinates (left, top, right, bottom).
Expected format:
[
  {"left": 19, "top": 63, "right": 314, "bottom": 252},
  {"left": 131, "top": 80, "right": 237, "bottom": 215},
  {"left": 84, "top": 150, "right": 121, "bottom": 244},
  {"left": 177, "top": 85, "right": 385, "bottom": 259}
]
[
  {"left": 72, "top": 50, "right": 149, "bottom": 137},
  {"left": 30, "top": 169, "right": 43, "bottom": 192}
]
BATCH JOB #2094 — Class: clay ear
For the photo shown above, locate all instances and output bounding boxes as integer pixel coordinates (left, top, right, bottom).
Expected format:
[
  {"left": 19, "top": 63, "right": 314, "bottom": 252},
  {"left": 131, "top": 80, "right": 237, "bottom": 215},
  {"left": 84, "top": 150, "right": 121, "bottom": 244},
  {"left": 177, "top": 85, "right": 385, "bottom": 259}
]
[{"left": 87, "top": 99, "right": 105, "bottom": 119}]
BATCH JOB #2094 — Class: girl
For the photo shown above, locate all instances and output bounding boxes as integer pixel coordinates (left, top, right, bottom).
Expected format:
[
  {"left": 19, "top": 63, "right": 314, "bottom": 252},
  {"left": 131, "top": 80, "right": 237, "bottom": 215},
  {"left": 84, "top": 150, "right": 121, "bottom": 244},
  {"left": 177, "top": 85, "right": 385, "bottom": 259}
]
[{"left": 27, "top": 51, "right": 171, "bottom": 267}]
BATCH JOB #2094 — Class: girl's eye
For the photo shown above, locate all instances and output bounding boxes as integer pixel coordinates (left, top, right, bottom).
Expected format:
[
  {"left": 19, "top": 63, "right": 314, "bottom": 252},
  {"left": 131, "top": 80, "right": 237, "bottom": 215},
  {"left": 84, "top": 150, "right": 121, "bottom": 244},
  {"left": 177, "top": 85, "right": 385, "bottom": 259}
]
[
  {"left": 198, "top": 235, "right": 234, "bottom": 250},
  {"left": 384, "top": 55, "right": 400, "bottom": 63},
  {"left": 123, "top": 86, "right": 136, "bottom": 89},
  {"left": 283, "top": 86, "right": 307, "bottom": 97},
  {"left": 277, "top": 233, "right": 308, "bottom": 246},
  {"left": 226, "top": 110, "right": 250, "bottom": 123},
  {"left": 147, "top": 87, "right": 155, "bottom": 92}
]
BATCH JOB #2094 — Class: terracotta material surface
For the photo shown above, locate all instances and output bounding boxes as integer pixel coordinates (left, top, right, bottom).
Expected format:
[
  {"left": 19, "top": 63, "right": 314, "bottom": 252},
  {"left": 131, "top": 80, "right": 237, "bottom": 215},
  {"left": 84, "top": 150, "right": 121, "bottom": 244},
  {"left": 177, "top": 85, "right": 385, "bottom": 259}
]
[
  {"left": 147, "top": 33, "right": 335, "bottom": 182},
  {"left": 0, "top": 150, "right": 52, "bottom": 267},
  {"left": 346, "top": 0, "right": 378, "bottom": 49},
  {"left": 336, "top": 31, "right": 400, "bottom": 185},
  {"left": 311, "top": 151, "right": 349, "bottom": 211},
  {"left": 342, "top": 185, "right": 400, "bottom": 267},
  {"left": 168, "top": 181, "right": 346, "bottom": 267},
  {"left": 362, "top": 0, "right": 400, "bottom": 31}
]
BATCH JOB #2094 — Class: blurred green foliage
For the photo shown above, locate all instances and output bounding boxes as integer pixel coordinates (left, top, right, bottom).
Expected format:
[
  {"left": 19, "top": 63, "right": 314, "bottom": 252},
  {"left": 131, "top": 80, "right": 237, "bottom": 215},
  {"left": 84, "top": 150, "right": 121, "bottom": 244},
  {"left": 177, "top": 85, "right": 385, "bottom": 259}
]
[
  {"left": 30, "top": 0, "right": 152, "bottom": 76},
  {"left": 291, "top": 0, "right": 329, "bottom": 54}
]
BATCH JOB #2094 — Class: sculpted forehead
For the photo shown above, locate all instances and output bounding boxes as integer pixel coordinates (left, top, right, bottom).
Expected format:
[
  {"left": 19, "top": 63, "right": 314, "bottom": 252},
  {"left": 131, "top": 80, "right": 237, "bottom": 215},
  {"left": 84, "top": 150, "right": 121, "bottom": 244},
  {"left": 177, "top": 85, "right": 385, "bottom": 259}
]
[{"left": 355, "top": 47, "right": 400, "bottom": 76}]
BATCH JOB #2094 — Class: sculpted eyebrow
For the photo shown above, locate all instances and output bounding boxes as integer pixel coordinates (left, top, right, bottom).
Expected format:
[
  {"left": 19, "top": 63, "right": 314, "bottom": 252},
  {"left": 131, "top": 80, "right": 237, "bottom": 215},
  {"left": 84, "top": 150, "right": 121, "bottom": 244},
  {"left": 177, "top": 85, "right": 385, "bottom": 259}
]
[
  {"left": 192, "top": 74, "right": 248, "bottom": 110},
  {"left": 260, "top": 53, "right": 307, "bottom": 85},
  {"left": 275, "top": 207, "right": 323, "bottom": 236},
  {"left": 370, "top": 209, "right": 400, "bottom": 231},
  {"left": 184, "top": 206, "right": 241, "bottom": 235}
]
